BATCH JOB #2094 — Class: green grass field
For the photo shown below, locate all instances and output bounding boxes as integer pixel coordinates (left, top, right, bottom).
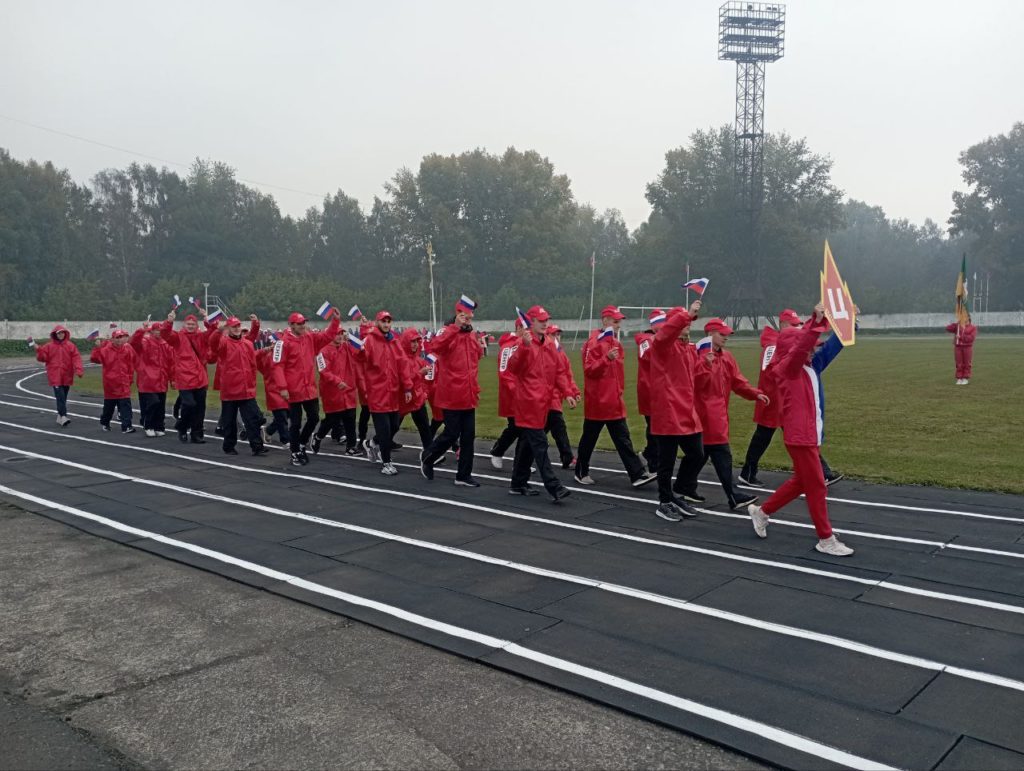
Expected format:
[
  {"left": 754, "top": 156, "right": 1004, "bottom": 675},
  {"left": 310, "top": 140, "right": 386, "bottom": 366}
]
[{"left": 68, "top": 336, "right": 1024, "bottom": 494}]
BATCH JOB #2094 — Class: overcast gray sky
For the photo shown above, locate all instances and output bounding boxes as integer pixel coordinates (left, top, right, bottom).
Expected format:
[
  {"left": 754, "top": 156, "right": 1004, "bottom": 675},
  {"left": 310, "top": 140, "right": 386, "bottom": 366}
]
[{"left": 2, "top": 0, "right": 1021, "bottom": 230}]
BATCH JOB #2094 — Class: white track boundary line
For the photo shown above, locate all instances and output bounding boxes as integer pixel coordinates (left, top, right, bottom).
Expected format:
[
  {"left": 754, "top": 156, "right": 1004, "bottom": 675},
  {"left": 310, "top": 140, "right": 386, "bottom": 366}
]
[
  {"left": 1, "top": 408, "right": 1023, "bottom": 618},
  {"left": 0, "top": 483, "right": 899, "bottom": 771}
]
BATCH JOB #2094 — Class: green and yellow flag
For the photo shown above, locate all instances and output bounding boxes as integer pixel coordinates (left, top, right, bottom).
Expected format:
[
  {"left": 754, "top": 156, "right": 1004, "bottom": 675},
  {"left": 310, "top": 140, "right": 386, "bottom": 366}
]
[{"left": 955, "top": 254, "right": 970, "bottom": 327}]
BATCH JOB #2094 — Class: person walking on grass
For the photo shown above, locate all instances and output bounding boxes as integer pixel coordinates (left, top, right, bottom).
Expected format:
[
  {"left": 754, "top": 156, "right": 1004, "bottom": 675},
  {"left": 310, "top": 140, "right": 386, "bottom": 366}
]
[
  {"left": 35, "top": 324, "right": 83, "bottom": 427},
  {"left": 130, "top": 322, "right": 173, "bottom": 437},
  {"left": 747, "top": 303, "right": 854, "bottom": 557},
  {"left": 89, "top": 329, "right": 137, "bottom": 433},
  {"left": 161, "top": 309, "right": 217, "bottom": 444},
  {"left": 208, "top": 316, "right": 269, "bottom": 457},
  {"left": 574, "top": 306, "right": 656, "bottom": 489},
  {"left": 356, "top": 310, "right": 412, "bottom": 476}
]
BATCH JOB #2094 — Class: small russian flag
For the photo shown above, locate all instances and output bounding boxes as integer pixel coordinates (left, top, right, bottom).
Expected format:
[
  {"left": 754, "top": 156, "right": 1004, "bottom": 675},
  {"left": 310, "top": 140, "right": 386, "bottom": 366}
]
[
  {"left": 172, "top": 294, "right": 182, "bottom": 308},
  {"left": 269, "top": 331, "right": 280, "bottom": 342},
  {"left": 650, "top": 311, "right": 667, "bottom": 326},
  {"left": 316, "top": 301, "right": 334, "bottom": 319},
  {"left": 515, "top": 306, "right": 531, "bottom": 327},
  {"left": 696, "top": 336, "right": 713, "bottom": 352},
  {"left": 682, "top": 277, "right": 710, "bottom": 295},
  {"left": 207, "top": 308, "right": 224, "bottom": 323},
  {"left": 456, "top": 294, "right": 477, "bottom": 313},
  {"left": 190, "top": 296, "right": 203, "bottom": 309},
  {"left": 86, "top": 328, "right": 100, "bottom": 341},
  {"left": 425, "top": 352, "right": 438, "bottom": 365},
  {"left": 347, "top": 333, "right": 365, "bottom": 351},
  {"left": 347, "top": 305, "right": 361, "bottom": 320},
  {"left": 598, "top": 326, "right": 615, "bottom": 340},
  {"left": 26, "top": 336, "right": 36, "bottom": 348}
]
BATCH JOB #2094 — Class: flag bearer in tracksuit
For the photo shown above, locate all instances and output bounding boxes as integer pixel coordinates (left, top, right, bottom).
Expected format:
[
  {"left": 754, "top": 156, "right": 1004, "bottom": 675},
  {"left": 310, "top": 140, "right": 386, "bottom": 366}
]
[
  {"left": 35, "top": 324, "right": 83, "bottom": 426},
  {"left": 130, "top": 323, "right": 172, "bottom": 437},
  {"left": 574, "top": 306, "right": 657, "bottom": 488},
  {"left": 420, "top": 297, "right": 485, "bottom": 487},
  {"left": 505, "top": 306, "right": 574, "bottom": 502},
  {"left": 488, "top": 322, "right": 524, "bottom": 469},
  {"left": 161, "top": 309, "right": 216, "bottom": 443},
  {"left": 396, "top": 329, "right": 435, "bottom": 453},
  {"left": 945, "top": 317, "right": 978, "bottom": 385},
  {"left": 546, "top": 324, "right": 579, "bottom": 470},
  {"left": 309, "top": 327, "right": 361, "bottom": 456},
  {"left": 208, "top": 316, "right": 269, "bottom": 456},
  {"left": 256, "top": 337, "right": 290, "bottom": 445},
  {"left": 635, "top": 309, "right": 664, "bottom": 473},
  {"left": 356, "top": 310, "right": 412, "bottom": 475},
  {"left": 695, "top": 318, "right": 765, "bottom": 510},
  {"left": 272, "top": 309, "right": 341, "bottom": 466},
  {"left": 90, "top": 329, "right": 137, "bottom": 433},
  {"left": 648, "top": 301, "right": 706, "bottom": 522},
  {"left": 748, "top": 303, "right": 854, "bottom": 556}
]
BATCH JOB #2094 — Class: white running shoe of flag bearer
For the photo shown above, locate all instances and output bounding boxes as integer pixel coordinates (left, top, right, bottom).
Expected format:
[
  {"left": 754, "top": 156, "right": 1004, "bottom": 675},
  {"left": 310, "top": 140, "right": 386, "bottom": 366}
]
[
  {"left": 682, "top": 277, "right": 710, "bottom": 295},
  {"left": 316, "top": 301, "right": 334, "bottom": 319}
]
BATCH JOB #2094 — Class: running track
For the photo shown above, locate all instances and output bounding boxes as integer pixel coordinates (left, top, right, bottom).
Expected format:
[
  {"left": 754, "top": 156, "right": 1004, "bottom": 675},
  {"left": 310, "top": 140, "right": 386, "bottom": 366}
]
[{"left": 2, "top": 365, "right": 1023, "bottom": 770}]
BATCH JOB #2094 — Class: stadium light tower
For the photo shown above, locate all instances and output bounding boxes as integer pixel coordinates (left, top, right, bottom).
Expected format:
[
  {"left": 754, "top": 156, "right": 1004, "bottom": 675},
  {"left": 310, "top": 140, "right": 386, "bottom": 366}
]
[{"left": 719, "top": 1, "right": 785, "bottom": 324}]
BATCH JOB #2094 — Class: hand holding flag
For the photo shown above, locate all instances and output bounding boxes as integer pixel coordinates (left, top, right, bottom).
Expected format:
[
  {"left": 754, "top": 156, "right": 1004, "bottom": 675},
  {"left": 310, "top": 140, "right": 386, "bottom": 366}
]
[
  {"left": 696, "top": 335, "right": 713, "bottom": 354},
  {"left": 26, "top": 336, "right": 36, "bottom": 349}
]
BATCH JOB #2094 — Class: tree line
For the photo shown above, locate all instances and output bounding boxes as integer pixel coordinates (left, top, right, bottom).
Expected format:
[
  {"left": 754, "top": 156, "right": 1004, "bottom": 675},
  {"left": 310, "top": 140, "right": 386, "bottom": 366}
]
[{"left": 2, "top": 122, "right": 1019, "bottom": 321}]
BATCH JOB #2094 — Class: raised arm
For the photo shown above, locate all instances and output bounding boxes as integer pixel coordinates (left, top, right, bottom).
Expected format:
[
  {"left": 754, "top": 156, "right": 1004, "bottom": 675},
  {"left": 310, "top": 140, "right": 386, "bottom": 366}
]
[{"left": 310, "top": 314, "right": 341, "bottom": 351}]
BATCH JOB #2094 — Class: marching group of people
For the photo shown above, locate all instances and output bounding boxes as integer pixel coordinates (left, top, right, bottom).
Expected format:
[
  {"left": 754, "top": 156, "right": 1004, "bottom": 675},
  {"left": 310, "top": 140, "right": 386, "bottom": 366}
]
[{"left": 33, "top": 295, "right": 860, "bottom": 556}]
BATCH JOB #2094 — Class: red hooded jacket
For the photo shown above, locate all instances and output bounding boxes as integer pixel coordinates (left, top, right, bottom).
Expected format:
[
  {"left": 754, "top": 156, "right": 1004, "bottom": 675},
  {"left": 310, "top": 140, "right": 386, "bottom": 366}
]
[
  {"left": 271, "top": 316, "right": 340, "bottom": 404},
  {"left": 550, "top": 345, "right": 581, "bottom": 412},
  {"left": 319, "top": 339, "right": 360, "bottom": 413},
  {"left": 89, "top": 341, "right": 137, "bottom": 399},
  {"left": 256, "top": 347, "right": 288, "bottom": 411},
  {"left": 649, "top": 308, "right": 706, "bottom": 436},
  {"left": 208, "top": 330, "right": 259, "bottom": 401},
  {"left": 36, "top": 325, "right": 83, "bottom": 387},
  {"left": 354, "top": 325, "right": 411, "bottom": 413},
  {"left": 774, "top": 318, "right": 831, "bottom": 447},
  {"left": 634, "top": 330, "right": 655, "bottom": 417},
  {"left": 397, "top": 329, "right": 429, "bottom": 416},
  {"left": 696, "top": 347, "right": 762, "bottom": 445},
  {"left": 130, "top": 327, "right": 172, "bottom": 393},
  {"left": 496, "top": 332, "right": 520, "bottom": 419},
  {"left": 428, "top": 323, "right": 483, "bottom": 410},
  {"left": 161, "top": 319, "right": 216, "bottom": 390},
  {"left": 506, "top": 332, "right": 572, "bottom": 430},
  {"left": 581, "top": 329, "right": 626, "bottom": 421},
  {"left": 753, "top": 325, "right": 781, "bottom": 428}
]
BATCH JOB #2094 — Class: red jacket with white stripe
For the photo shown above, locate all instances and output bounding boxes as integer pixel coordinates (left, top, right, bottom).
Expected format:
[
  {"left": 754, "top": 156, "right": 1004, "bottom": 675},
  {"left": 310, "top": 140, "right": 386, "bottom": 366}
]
[
  {"left": 774, "top": 318, "right": 831, "bottom": 447},
  {"left": 256, "top": 347, "right": 288, "bottom": 411},
  {"left": 271, "top": 316, "right": 340, "bottom": 404},
  {"left": 634, "top": 330, "right": 654, "bottom": 417},
  {"left": 319, "top": 340, "right": 360, "bottom": 413},
  {"left": 753, "top": 325, "right": 781, "bottom": 428},
  {"left": 496, "top": 333, "right": 519, "bottom": 419},
  {"left": 695, "top": 348, "right": 762, "bottom": 445},
  {"left": 89, "top": 341, "right": 137, "bottom": 399},
  {"left": 428, "top": 323, "right": 483, "bottom": 410},
  {"left": 208, "top": 331, "right": 258, "bottom": 401},
  {"left": 581, "top": 330, "right": 625, "bottom": 421},
  {"left": 648, "top": 308, "right": 706, "bottom": 436},
  {"left": 506, "top": 332, "right": 572, "bottom": 430}
]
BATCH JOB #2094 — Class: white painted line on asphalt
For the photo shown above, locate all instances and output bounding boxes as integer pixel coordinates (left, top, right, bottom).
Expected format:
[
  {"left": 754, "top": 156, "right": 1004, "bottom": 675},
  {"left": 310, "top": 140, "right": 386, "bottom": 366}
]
[
  {"left": 4, "top": 441, "right": 1023, "bottom": 696},
  {"left": 1, "top": 408, "right": 1023, "bottom": 619},
  {"left": 0, "top": 482, "right": 899, "bottom": 771}
]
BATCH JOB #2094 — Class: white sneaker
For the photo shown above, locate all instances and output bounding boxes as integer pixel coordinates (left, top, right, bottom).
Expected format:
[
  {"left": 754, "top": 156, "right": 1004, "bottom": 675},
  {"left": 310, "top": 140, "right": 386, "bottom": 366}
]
[
  {"left": 145, "top": 429, "right": 157, "bottom": 438},
  {"left": 154, "top": 430, "right": 165, "bottom": 436},
  {"left": 381, "top": 462, "right": 398, "bottom": 476},
  {"left": 364, "top": 438, "right": 381, "bottom": 463},
  {"left": 816, "top": 535, "right": 854, "bottom": 556},
  {"left": 57, "top": 415, "right": 71, "bottom": 427},
  {"left": 574, "top": 474, "right": 596, "bottom": 486},
  {"left": 490, "top": 454, "right": 503, "bottom": 470},
  {"left": 748, "top": 504, "right": 770, "bottom": 538},
  {"left": 631, "top": 471, "right": 658, "bottom": 488}
]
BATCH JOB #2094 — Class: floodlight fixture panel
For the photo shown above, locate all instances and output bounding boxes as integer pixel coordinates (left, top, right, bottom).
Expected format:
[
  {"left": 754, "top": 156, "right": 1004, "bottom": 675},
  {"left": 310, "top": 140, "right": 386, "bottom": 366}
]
[{"left": 718, "top": 1, "right": 786, "bottom": 63}]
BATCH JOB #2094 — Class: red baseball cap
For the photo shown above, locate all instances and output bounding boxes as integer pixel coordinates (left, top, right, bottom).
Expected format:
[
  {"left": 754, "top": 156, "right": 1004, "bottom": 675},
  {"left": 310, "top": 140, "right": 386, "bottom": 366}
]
[
  {"left": 226, "top": 316, "right": 242, "bottom": 328},
  {"left": 184, "top": 314, "right": 198, "bottom": 323},
  {"left": 527, "top": 305, "right": 550, "bottom": 322},
  {"left": 375, "top": 310, "right": 393, "bottom": 321},
  {"left": 600, "top": 305, "right": 625, "bottom": 320},
  {"left": 288, "top": 312, "right": 307, "bottom": 325},
  {"left": 648, "top": 308, "right": 665, "bottom": 322},
  {"left": 703, "top": 317, "right": 734, "bottom": 335},
  {"left": 779, "top": 309, "right": 802, "bottom": 327},
  {"left": 548, "top": 324, "right": 562, "bottom": 334},
  {"left": 112, "top": 329, "right": 129, "bottom": 338}
]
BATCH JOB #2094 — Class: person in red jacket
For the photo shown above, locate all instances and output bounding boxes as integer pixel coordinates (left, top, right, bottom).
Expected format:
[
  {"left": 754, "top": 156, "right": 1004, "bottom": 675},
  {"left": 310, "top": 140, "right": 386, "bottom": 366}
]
[
  {"left": 355, "top": 310, "right": 412, "bottom": 475},
  {"left": 544, "top": 325, "right": 579, "bottom": 470},
  {"left": 89, "top": 330, "right": 137, "bottom": 433},
  {"left": 130, "top": 323, "right": 173, "bottom": 437},
  {"left": 695, "top": 318, "right": 766, "bottom": 510},
  {"left": 311, "top": 328, "right": 363, "bottom": 456},
  {"left": 421, "top": 297, "right": 485, "bottom": 487},
  {"left": 574, "top": 306, "right": 656, "bottom": 488},
  {"left": 161, "top": 309, "right": 216, "bottom": 443},
  {"left": 208, "top": 316, "right": 269, "bottom": 456},
  {"left": 488, "top": 321, "right": 524, "bottom": 469},
  {"left": 271, "top": 309, "right": 341, "bottom": 466},
  {"left": 256, "top": 337, "right": 290, "bottom": 445},
  {"left": 747, "top": 303, "right": 854, "bottom": 557},
  {"left": 395, "top": 328, "right": 434, "bottom": 453},
  {"left": 648, "top": 300, "right": 705, "bottom": 522},
  {"left": 945, "top": 317, "right": 978, "bottom": 385},
  {"left": 35, "top": 324, "right": 83, "bottom": 427},
  {"left": 353, "top": 311, "right": 374, "bottom": 446},
  {"left": 505, "top": 306, "right": 574, "bottom": 502},
  {"left": 635, "top": 309, "right": 664, "bottom": 474}
]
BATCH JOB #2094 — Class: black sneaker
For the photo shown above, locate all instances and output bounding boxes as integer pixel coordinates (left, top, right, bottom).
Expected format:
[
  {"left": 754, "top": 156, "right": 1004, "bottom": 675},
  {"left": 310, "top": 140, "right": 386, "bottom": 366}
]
[
  {"left": 671, "top": 497, "right": 701, "bottom": 518},
  {"left": 100, "top": 424, "right": 111, "bottom": 432},
  {"left": 298, "top": 447, "right": 310, "bottom": 465},
  {"left": 731, "top": 493, "right": 759, "bottom": 510},
  {"left": 561, "top": 455, "right": 576, "bottom": 470},
  {"left": 824, "top": 471, "right": 844, "bottom": 487},
  {"left": 178, "top": 430, "right": 189, "bottom": 443},
  {"left": 214, "top": 426, "right": 225, "bottom": 436},
  {"left": 739, "top": 469, "right": 765, "bottom": 488},
  {"left": 121, "top": 426, "right": 136, "bottom": 434},
  {"left": 655, "top": 502, "right": 684, "bottom": 522},
  {"left": 550, "top": 486, "right": 572, "bottom": 503},
  {"left": 290, "top": 452, "right": 303, "bottom": 466},
  {"left": 391, "top": 442, "right": 404, "bottom": 450},
  {"left": 454, "top": 477, "right": 481, "bottom": 488},
  {"left": 191, "top": 435, "right": 206, "bottom": 444},
  {"left": 676, "top": 490, "right": 705, "bottom": 504},
  {"left": 509, "top": 486, "right": 540, "bottom": 496},
  {"left": 420, "top": 456, "right": 434, "bottom": 480},
  {"left": 311, "top": 435, "right": 323, "bottom": 455},
  {"left": 223, "top": 447, "right": 239, "bottom": 455},
  {"left": 252, "top": 446, "right": 270, "bottom": 456},
  {"left": 345, "top": 447, "right": 361, "bottom": 456}
]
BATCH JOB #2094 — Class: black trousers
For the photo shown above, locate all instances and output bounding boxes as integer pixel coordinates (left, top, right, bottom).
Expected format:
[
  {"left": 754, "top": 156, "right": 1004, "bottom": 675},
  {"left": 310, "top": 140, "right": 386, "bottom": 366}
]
[
  {"left": 425, "top": 408, "right": 476, "bottom": 480},
  {"left": 510, "top": 427, "right": 561, "bottom": 493},
  {"left": 371, "top": 411, "right": 400, "bottom": 463},
  {"left": 742, "top": 423, "right": 833, "bottom": 477},
  {"left": 176, "top": 388, "right": 207, "bottom": 438},
  {"left": 546, "top": 411, "right": 575, "bottom": 467},
  {"left": 100, "top": 398, "right": 133, "bottom": 429},
  {"left": 221, "top": 399, "right": 265, "bottom": 451},
  {"left": 701, "top": 443, "right": 743, "bottom": 506},
  {"left": 490, "top": 417, "right": 519, "bottom": 458},
  {"left": 429, "top": 417, "right": 444, "bottom": 441},
  {"left": 289, "top": 398, "right": 320, "bottom": 453},
  {"left": 656, "top": 433, "right": 705, "bottom": 503},
  {"left": 358, "top": 405, "right": 371, "bottom": 442},
  {"left": 401, "top": 405, "right": 433, "bottom": 451},
  {"left": 575, "top": 417, "right": 645, "bottom": 481},
  {"left": 52, "top": 385, "right": 70, "bottom": 417},
  {"left": 138, "top": 392, "right": 167, "bottom": 431},
  {"left": 317, "top": 408, "right": 357, "bottom": 450},
  {"left": 642, "top": 415, "right": 658, "bottom": 471},
  {"left": 266, "top": 408, "right": 291, "bottom": 443}
]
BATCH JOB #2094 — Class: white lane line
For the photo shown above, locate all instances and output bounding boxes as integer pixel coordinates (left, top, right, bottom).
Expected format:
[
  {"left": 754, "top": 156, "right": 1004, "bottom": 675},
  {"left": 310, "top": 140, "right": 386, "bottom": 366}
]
[
  {"left": 4, "top": 442, "right": 1023, "bottom": 696},
  {"left": 2, "top": 408, "right": 1023, "bottom": 619},
  {"left": 0, "top": 483, "right": 899, "bottom": 771},
  {"left": 15, "top": 367, "right": 1023, "bottom": 525}
]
